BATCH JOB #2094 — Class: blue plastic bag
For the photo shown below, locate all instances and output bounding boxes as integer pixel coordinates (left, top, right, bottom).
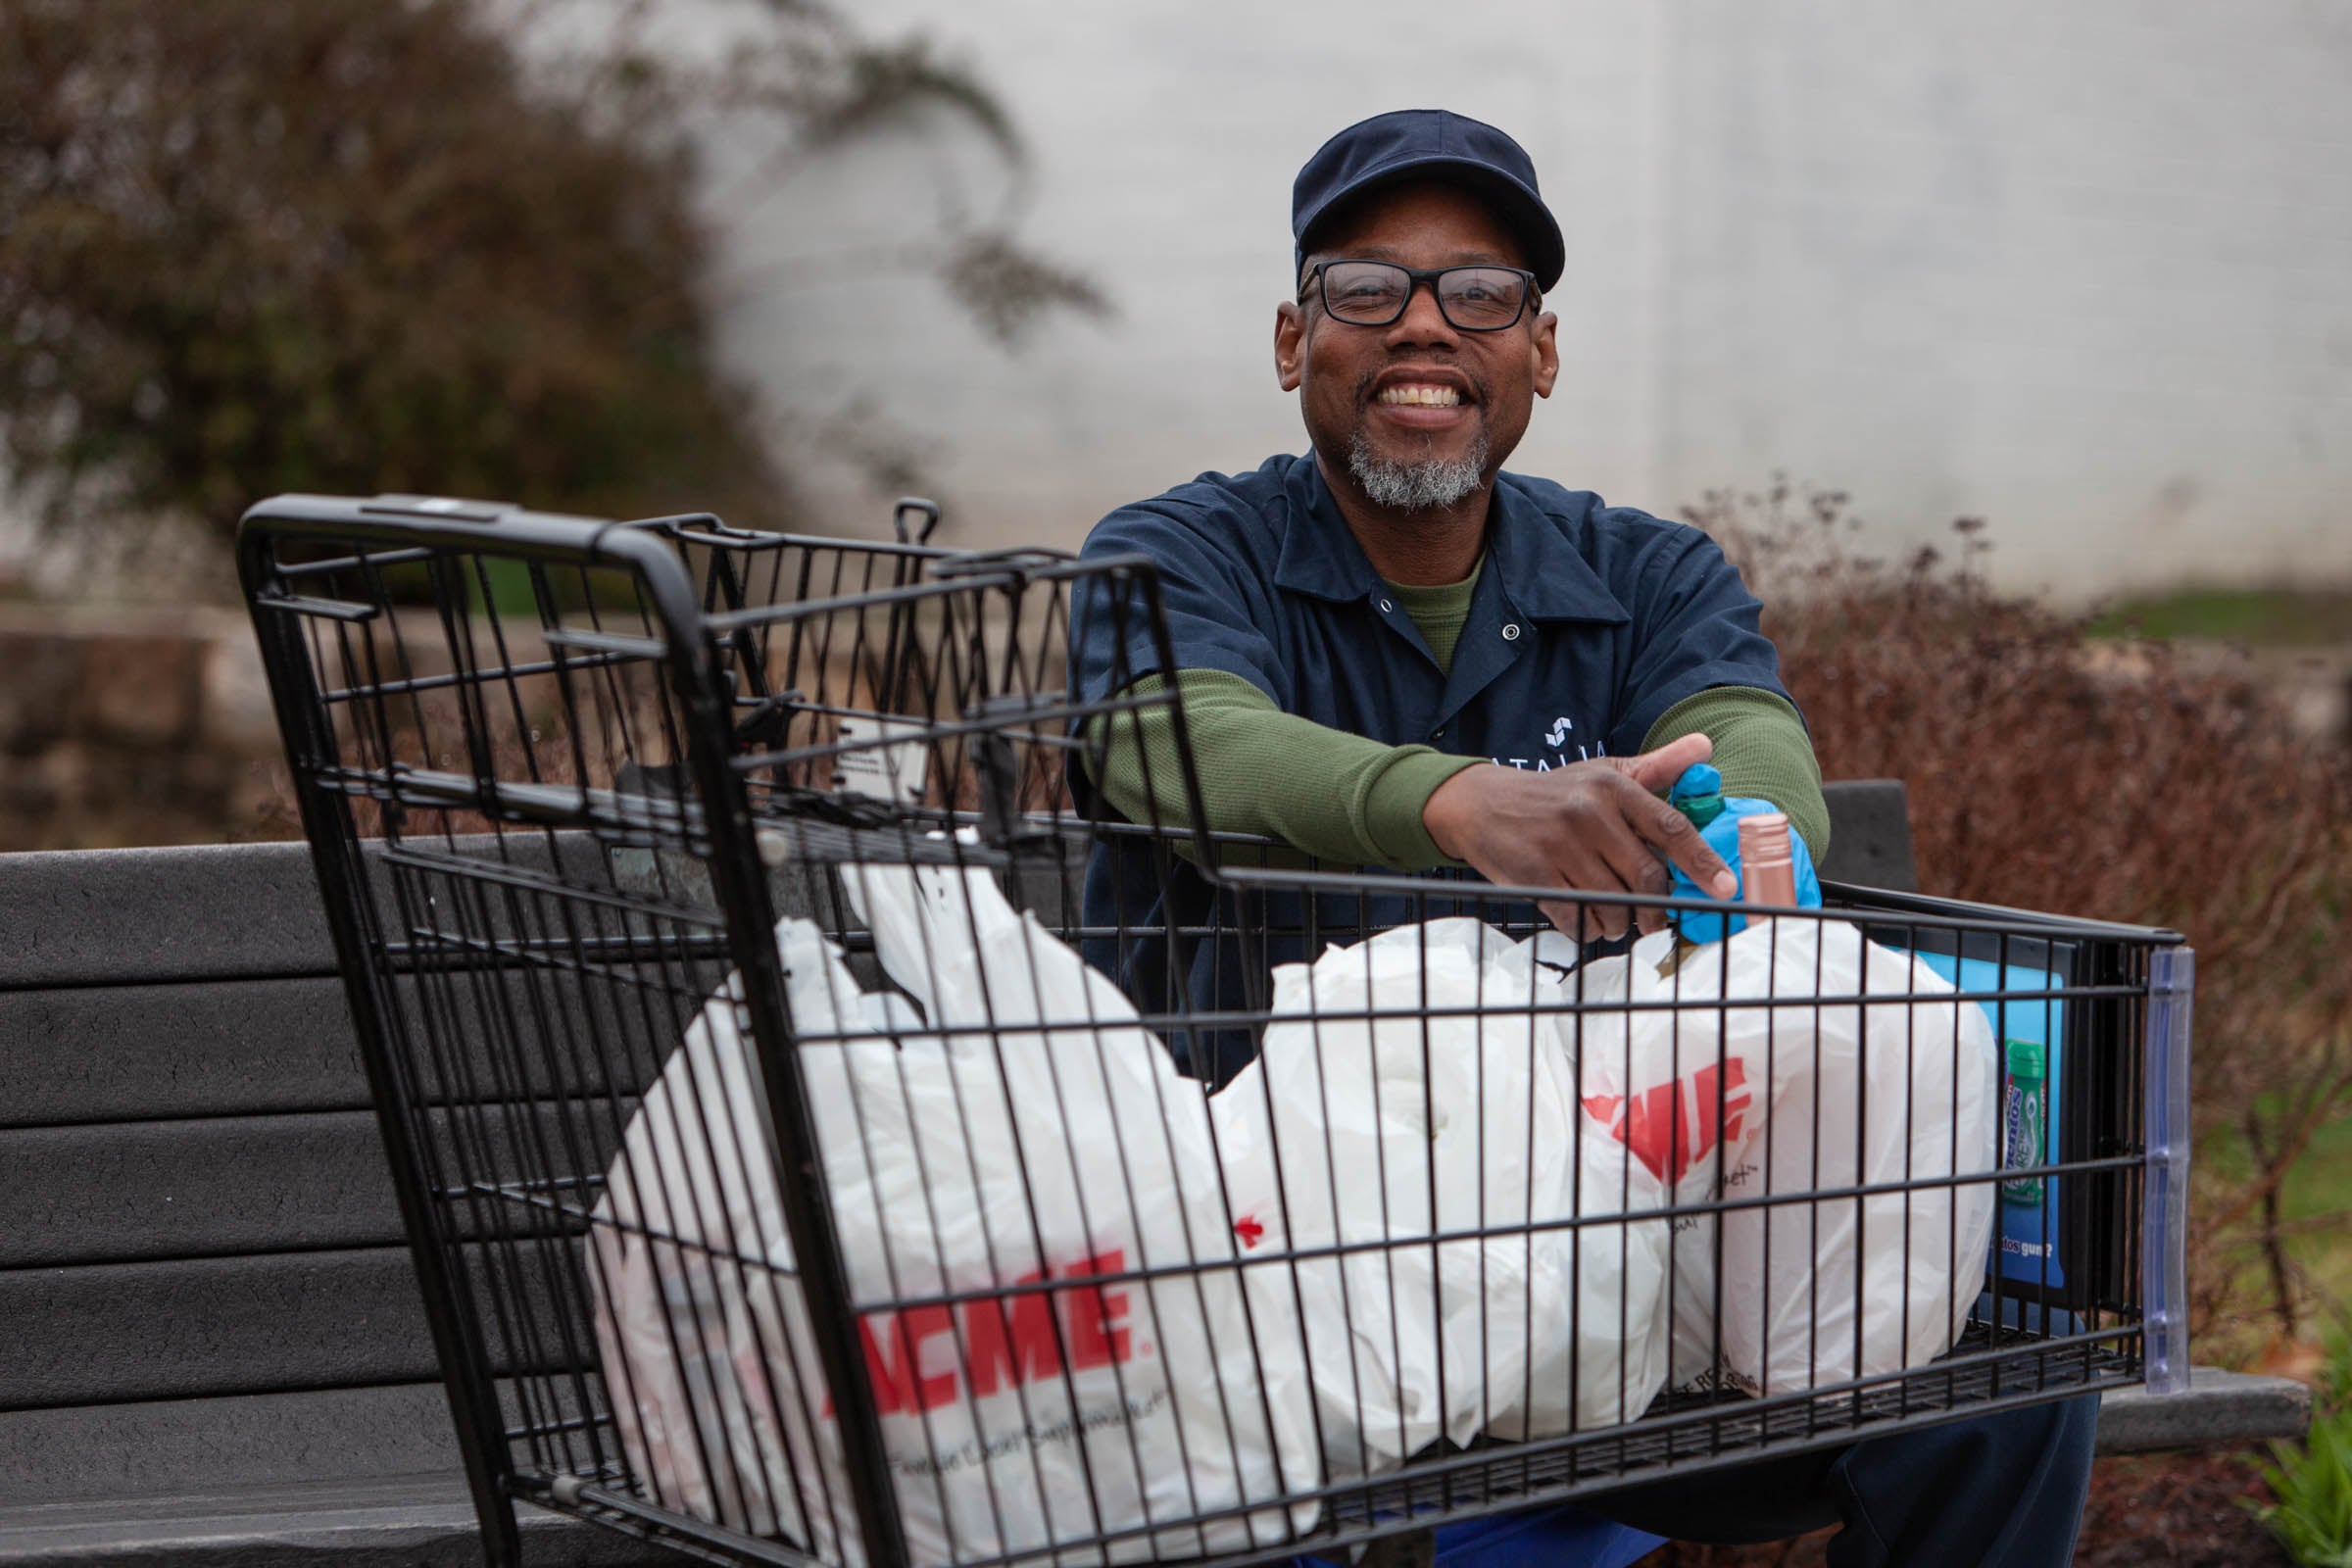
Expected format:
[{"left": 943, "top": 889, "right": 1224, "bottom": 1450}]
[{"left": 1664, "top": 763, "right": 1822, "bottom": 943}]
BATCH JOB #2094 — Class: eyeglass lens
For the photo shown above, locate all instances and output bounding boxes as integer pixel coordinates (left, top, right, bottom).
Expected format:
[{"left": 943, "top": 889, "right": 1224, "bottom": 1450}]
[{"left": 1320, "top": 262, "right": 1528, "bottom": 330}]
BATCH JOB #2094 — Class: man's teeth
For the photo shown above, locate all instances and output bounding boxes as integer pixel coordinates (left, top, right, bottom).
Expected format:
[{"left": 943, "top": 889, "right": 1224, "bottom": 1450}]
[{"left": 1377, "top": 384, "right": 1462, "bottom": 407}]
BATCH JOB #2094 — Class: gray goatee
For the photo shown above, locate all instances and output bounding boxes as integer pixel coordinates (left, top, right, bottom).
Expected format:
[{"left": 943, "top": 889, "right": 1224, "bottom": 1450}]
[{"left": 1348, "top": 430, "right": 1488, "bottom": 512}]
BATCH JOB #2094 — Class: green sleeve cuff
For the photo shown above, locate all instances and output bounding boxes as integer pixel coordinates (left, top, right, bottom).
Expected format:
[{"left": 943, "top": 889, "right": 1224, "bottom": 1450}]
[
  {"left": 1642, "top": 685, "right": 1831, "bottom": 862},
  {"left": 1086, "top": 669, "right": 1482, "bottom": 869},
  {"left": 1362, "top": 750, "right": 1485, "bottom": 870}
]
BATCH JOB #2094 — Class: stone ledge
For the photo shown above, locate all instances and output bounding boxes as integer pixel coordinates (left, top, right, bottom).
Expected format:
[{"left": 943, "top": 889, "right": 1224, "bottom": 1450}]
[{"left": 2096, "top": 1366, "right": 2314, "bottom": 1453}]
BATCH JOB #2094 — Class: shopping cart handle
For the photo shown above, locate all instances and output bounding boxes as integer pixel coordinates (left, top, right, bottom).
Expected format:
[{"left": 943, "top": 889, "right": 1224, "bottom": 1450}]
[
  {"left": 934, "top": 545, "right": 1081, "bottom": 580},
  {"left": 894, "top": 496, "right": 943, "bottom": 545}
]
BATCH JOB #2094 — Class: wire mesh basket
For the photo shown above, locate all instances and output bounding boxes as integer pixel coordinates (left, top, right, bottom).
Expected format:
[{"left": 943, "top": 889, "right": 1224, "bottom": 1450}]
[{"left": 238, "top": 494, "right": 2193, "bottom": 1568}]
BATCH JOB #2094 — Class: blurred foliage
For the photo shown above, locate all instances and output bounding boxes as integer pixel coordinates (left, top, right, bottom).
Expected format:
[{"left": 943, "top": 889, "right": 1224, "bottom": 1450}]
[
  {"left": 2205, "top": 1104, "right": 2352, "bottom": 1364},
  {"left": 0, "top": 0, "right": 1102, "bottom": 546},
  {"left": 2260, "top": 1412, "right": 2352, "bottom": 1568},
  {"left": 1693, "top": 479, "right": 2352, "bottom": 1357}
]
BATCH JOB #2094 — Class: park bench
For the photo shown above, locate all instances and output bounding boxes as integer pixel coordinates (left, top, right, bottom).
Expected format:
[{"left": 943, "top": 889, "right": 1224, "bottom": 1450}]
[{"left": 0, "top": 781, "right": 2308, "bottom": 1566}]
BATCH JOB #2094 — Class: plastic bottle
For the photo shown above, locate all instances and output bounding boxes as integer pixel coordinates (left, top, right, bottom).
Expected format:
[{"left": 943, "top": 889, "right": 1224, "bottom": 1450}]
[{"left": 2001, "top": 1039, "right": 2047, "bottom": 1206}]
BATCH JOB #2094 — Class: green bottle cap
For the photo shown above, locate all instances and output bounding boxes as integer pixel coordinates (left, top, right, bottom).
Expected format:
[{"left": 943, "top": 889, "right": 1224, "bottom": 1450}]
[
  {"left": 1673, "top": 790, "right": 1726, "bottom": 829},
  {"left": 1668, "top": 763, "right": 1726, "bottom": 828},
  {"left": 2005, "top": 1038, "right": 2046, "bottom": 1079}
]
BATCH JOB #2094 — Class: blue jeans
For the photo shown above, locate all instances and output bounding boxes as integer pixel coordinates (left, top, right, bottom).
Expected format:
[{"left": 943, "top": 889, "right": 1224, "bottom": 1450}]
[{"left": 1313, "top": 1396, "right": 2101, "bottom": 1568}]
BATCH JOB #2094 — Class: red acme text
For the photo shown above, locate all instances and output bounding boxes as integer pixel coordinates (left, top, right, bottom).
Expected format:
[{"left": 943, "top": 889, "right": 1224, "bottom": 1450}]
[
  {"left": 828, "top": 1249, "right": 1138, "bottom": 1417},
  {"left": 1583, "top": 1059, "right": 1751, "bottom": 1186}
]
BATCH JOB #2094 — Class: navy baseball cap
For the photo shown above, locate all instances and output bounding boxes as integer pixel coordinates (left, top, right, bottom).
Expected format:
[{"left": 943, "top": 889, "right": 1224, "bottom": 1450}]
[{"left": 1293, "top": 109, "right": 1565, "bottom": 291}]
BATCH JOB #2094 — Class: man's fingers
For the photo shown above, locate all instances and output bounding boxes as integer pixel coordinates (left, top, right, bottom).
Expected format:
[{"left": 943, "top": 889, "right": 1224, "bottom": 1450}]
[
  {"left": 1611, "top": 732, "right": 1714, "bottom": 794},
  {"left": 1479, "top": 840, "right": 1625, "bottom": 939},
  {"left": 1541, "top": 900, "right": 1626, "bottom": 942},
  {"left": 1629, "top": 855, "right": 1674, "bottom": 935},
  {"left": 1583, "top": 797, "right": 1668, "bottom": 913},
  {"left": 1536, "top": 897, "right": 1585, "bottom": 939},
  {"left": 1510, "top": 830, "right": 1632, "bottom": 940},
  {"left": 1632, "top": 788, "right": 1738, "bottom": 899},
  {"left": 1564, "top": 898, "right": 1629, "bottom": 942},
  {"left": 1543, "top": 832, "right": 1637, "bottom": 945}
]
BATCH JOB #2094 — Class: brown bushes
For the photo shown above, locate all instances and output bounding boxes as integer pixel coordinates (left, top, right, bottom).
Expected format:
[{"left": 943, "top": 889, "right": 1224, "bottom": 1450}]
[{"left": 1691, "top": 480, "right": 2352, "bottom": 1354}]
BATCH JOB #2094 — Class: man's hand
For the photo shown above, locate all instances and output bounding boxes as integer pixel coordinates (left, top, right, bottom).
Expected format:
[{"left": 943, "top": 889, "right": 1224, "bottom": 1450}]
[{"left": 1421, "top": 733, "right": 1738, "bottom": 939}]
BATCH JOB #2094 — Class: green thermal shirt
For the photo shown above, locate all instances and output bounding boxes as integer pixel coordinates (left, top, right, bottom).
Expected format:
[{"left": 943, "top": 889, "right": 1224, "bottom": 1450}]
[{"left": 1090, "top": 561, "right": 1829, "bottom": 869}]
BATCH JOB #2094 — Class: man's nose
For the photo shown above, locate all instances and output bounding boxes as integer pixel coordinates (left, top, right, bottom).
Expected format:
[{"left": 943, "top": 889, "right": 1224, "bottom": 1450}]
[{"left": 1383, "top": 277, "right": 1460, "bottom": 350}]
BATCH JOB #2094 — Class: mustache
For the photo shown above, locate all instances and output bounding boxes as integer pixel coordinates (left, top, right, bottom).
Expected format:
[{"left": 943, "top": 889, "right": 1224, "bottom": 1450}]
[{"left": 1351, "top": 364, "right": 1487, "bottom": 407}]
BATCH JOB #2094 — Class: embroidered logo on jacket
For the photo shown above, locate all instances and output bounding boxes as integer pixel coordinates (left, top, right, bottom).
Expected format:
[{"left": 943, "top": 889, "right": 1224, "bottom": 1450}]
[{"left": 1494, "top": 714, "right": 1597, "bottom": 769}]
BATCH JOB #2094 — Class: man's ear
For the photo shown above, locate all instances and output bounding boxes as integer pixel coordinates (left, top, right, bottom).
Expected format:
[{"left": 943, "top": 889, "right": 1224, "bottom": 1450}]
[
  {"left": 1530, "top": 308, "right": 1560, "bottom": 398},
  {"left": 1274, "top": 300, "right": 1305, "bottom": 392}
]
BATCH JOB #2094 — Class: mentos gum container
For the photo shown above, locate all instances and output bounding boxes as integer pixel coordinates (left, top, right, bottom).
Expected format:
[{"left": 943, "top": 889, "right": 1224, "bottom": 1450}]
[{"left": 2001, "top": 1038, "right": 2047, "bottom": 1206}]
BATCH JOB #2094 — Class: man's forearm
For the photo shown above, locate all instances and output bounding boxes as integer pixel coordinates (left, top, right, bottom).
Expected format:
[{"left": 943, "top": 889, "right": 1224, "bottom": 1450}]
[
  {"left": 1088, "top": 671, "right": 1479, "bottom": 868},
  {"left": 1641, "top": 686, "right": 1831, "bottom": 860},
  {"left": 1091, "top": 673, "right": 1824, "bottom": 872}
]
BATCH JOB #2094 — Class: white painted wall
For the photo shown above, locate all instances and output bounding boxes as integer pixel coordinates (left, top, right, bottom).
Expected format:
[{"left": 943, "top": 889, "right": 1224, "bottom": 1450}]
[
  {"left": 708, "top": 0, "right": 2352, "bottom": 597},
  {"left": 10, "top": 2, "right": 2337, "bottom": 599},
  {"left": 710, "top": 0, "right": 1677, "bottom": 553},
  {"left": 1653, "top": 0, "right": 2352, "bottom": 593}
]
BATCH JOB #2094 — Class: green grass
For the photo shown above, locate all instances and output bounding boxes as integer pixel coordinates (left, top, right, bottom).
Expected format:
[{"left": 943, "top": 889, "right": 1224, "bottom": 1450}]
[{"left": 2086, "top": 587, "right": 2352, "bottom": 646}]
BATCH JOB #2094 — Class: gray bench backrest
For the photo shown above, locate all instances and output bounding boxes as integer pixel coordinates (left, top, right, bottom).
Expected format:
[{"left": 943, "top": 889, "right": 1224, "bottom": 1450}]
[
  {"left": 0, "top": 841, "right": 484, "bottom": 1502},
  {"left": 1812, "top": 778, "right": 1917, "bottom": 893}
]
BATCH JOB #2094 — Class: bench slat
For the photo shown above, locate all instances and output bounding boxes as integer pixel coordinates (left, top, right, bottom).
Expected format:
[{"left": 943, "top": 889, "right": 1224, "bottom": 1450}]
[
  {"left": 0, "top": 1384, "right": 460, "bottom": 1507},
  {"left": 0, "top": 976, "right": 668, "bottom": 1131},
  {"left": 0, "top": 1478, "right": 678, "bottom": 1566},
  {"left": 0, "top": 842, "right": 339, "bottom": 988},
  {"left": 0, "top": 836, "right": 654, "bottom": 990},
  {"left": 0, "top": 979, "right": 364, "bottom": 1127},
  {"left": 0, "top": 1105, "right": 646, "bottom": 1266},
  {"left": 0, "top": 1246, "right": 581, "bottom": 1410},
  {"left": 0, "top": 1112, "right": 406, "bottom": 1266}
]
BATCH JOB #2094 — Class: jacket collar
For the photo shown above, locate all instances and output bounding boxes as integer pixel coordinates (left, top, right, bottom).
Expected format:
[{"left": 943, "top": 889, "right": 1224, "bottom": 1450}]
[{"left": 1272, "top": 454, "right": 1629, "bottom": 624}]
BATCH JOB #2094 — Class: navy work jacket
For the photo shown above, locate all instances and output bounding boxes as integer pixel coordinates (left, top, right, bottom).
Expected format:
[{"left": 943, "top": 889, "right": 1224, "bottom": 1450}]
[{"left": 1068, "top": 452, "right": 1793, "bottom": 1085}]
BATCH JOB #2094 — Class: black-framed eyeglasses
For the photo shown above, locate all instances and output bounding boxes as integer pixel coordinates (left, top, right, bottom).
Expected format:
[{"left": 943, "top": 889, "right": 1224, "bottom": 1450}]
[{"left": 1298, "top": 259, "right": 1538, "bottom": 331}]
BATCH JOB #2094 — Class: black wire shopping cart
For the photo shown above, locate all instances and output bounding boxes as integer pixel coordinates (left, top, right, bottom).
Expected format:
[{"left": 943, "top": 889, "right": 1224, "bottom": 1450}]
[{"left": 237, "top": 494, "right": 2193, "bottom": 1568}]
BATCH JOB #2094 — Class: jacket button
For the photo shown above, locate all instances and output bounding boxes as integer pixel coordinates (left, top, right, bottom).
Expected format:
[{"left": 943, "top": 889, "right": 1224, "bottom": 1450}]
[
  {"left": 1378, "top": 597, "right": 1395, "bottom": 613},
  {"left": 1501, "top": 622, "right": 1521, "bottom": 641}
]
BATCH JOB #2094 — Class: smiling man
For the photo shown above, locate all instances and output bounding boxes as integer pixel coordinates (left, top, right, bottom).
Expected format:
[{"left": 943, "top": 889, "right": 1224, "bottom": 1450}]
[
  {"left": 1075, "top": 109, "right": 1819, "bottom": 963},
  {"left": 1069, "top": 109, "right": 2097, "bottom": 1568}
]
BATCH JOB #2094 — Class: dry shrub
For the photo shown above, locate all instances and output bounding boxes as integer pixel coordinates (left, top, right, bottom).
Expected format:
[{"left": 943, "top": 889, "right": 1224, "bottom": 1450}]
[
  {"left": 0, "top": 0, "right": 1101, "bottom": 550},
  {"left": 1690, "top": 480, "right": 2352, "bottom": 1353}
]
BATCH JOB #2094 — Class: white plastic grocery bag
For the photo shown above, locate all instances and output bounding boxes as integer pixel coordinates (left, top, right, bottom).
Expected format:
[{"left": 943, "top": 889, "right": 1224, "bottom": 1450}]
[
  {"left": 1209, "top": 919, "right": 1670, "bottom": 1479},
  {"left": 587, "top": 851, "right": 1319, "bottom": 1568},
  {"left": 1481, "top": 931, "right": 1674, "bottom": 1441},
  {"left": 1557, "top": 922, "right": 1998, "bottom": 1398}
]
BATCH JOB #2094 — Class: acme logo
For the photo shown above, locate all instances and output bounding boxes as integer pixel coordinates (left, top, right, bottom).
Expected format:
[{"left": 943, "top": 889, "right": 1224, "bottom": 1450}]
[
  {"left": 1581, "top": 1060, "right": 1751, "bottom": 1186},
  {"left": 826, "top": 1248, "right": 1138, "bottom": 1416}
]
